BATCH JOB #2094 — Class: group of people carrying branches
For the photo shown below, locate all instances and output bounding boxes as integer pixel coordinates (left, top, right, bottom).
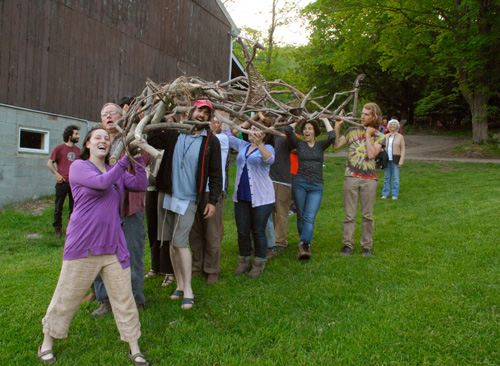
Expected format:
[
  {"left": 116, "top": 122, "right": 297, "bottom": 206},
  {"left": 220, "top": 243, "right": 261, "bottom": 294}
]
[
  {"left": 38, "top": 97, "right": 387, "bottom": 366},
  {"left": 37, "top": 39, "right": 389, "bottom": 366}
]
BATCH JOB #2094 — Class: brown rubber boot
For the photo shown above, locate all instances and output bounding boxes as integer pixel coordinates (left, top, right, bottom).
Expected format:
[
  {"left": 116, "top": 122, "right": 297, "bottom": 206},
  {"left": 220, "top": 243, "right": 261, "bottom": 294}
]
[
  {"left": 247, "top": 258, "right": 266, "bottom": 278},
  {"left": 234, "top": 256, "right": 251, "bottom": 275}
]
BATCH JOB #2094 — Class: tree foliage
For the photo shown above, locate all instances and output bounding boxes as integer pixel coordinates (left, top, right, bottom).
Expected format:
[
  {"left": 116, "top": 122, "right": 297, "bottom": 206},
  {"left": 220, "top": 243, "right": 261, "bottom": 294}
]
[{"left": 303, "top": 0, "right": 500, "bottom": 142}]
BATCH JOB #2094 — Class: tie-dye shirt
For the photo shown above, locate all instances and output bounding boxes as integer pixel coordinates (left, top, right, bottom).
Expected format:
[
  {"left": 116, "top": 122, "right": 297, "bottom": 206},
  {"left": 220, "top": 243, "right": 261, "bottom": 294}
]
[{"left": 342, "top": 127, "right": 386, "bottom": 179}]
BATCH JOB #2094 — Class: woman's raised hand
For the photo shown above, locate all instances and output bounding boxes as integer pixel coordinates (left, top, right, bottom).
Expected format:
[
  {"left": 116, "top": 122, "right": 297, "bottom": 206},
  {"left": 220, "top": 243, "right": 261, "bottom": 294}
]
[{"left": 252, "top": 131, "right": 264, "bottom": 146}]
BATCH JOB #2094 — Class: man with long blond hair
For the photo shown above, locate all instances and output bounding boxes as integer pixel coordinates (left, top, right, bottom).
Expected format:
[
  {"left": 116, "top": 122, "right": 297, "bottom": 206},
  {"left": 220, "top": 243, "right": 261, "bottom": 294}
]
[{"left": 334, "top": 102, "right": 385, "bottom": 258}]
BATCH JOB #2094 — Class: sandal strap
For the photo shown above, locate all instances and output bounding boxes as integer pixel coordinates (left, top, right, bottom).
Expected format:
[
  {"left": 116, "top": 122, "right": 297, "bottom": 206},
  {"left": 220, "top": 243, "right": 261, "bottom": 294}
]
[
  {"left": 144, "top": 269, "right": 158, "bottom": 278},
  {"left": 129, "top": 352, "right": 149, "bottom": 366},
  {"left": 38, "top": 346, "right": 56, "bottom": 364},
  {"left": 130, "top": 352, "right": 145, "bottom": 360},
  {"left": 38, "top": 349, "right": 55, "bottom": 358},
  {"left": 162, "top": 274, "right": 174, "bottom": 284}
]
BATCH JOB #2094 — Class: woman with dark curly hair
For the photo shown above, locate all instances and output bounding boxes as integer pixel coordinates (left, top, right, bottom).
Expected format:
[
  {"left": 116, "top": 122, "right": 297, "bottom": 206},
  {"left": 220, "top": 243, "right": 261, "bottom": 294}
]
[
  {"left": 38, "top": 126, "right": 149, "bottom": 366},
  {"left": 285, "top": 117, "right": 335, "bottom": 260}
]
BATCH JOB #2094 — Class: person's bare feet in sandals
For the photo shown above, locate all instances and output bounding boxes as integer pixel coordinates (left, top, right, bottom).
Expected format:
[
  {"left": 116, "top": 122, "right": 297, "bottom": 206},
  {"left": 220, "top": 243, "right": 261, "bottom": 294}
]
[
  {"left": 129, "top": 341, "right": 149, "bottom": 366},
  {"left": 161, "top": 273, "right": 175, "bottom": 287},
  {"left": 181, "top": 295, "right": 197, "bottom": 310},
  {"left": 129, "top": 352, "right": 149, "bottom": 366},
  {"left": 144, "top": 269, "right": 160, "bottom": 278},
  {"left": 38, "top": 346, "right": 56, "bottom": 364},
  {"left": 38, "top": 335, "right": 56, "bottom": 364}
]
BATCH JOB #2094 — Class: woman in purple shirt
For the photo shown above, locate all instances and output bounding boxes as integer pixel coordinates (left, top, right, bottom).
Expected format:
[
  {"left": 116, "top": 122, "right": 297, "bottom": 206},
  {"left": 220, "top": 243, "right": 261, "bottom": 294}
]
[
  {"left": 38, "top": 127, "right": 149, "bottom": 366},
  {"left": 224, "top": 123, "right": 275, "bottom": 278}
]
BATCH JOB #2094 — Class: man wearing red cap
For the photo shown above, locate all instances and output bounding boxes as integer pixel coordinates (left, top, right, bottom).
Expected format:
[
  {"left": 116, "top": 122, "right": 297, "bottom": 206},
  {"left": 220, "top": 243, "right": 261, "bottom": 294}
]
[
  {"left": 189, "top": 114, "right": 229, "bottom": 285},
  {"left": 147, "top": 100, "right": 222, "bottom": 309}
]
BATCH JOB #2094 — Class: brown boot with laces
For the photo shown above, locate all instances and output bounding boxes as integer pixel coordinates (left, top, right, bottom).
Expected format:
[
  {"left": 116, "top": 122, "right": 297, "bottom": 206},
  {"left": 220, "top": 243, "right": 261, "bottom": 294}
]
[{"left": 297, "top": 241, "right": 311, "bottom": 261}]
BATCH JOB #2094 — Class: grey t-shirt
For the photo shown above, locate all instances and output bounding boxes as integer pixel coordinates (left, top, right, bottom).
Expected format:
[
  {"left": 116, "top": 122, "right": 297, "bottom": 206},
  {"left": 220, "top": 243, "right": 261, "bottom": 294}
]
[{"left": 285, "top": 126, "right": 335, "bottom": 183}]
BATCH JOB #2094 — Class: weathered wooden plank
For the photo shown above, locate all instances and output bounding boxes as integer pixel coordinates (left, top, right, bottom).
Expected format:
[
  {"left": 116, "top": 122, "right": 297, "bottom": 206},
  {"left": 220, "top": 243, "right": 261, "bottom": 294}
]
[
  {"left": 67, "top": 4, "right": 80, "bottom": 117},
  {"left": 15, "top": 0, "right": 30, "bottom": 106},
  {"left": 59, "top": 5, "right": 72, "bottom": 115},
  {"left": 24, "top": 0, "right": 37, "bottom": 108},
  {"left": 6, "top": 2, "right": 21, "bottom": 105},
  {"left": 0, "top": 0, "right": 14, "bottom": 104},
  {"left": 44, "top": 1, "right": 61, "bottom": 113},
  {"left": 39, "top": 0, "right": 51, "bottom": 109}
]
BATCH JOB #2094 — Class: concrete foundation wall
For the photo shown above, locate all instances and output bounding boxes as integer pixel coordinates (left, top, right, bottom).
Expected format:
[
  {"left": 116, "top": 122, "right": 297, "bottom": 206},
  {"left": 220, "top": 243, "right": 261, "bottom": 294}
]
[{"left": 0, "top": 104, "right": 92, "bottom": 208}]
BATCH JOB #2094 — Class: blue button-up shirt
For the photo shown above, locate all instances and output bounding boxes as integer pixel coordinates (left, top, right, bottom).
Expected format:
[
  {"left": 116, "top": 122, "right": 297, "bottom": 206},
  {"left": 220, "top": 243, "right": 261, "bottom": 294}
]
[{"left": 224, "top": 130, "right": 275, "bottom": 207}]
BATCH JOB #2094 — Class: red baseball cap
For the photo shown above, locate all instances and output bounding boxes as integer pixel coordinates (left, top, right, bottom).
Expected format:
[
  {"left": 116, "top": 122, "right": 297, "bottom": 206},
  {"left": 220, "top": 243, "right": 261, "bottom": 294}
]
[{"left": 193, "top": 99, "right": 213, "bottom": 112}]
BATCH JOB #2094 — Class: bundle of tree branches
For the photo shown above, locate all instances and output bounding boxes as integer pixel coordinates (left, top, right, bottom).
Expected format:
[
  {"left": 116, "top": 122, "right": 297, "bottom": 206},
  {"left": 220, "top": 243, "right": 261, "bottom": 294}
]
[{"left": 110, "top": 38, "right": 365, "bottom": 164}]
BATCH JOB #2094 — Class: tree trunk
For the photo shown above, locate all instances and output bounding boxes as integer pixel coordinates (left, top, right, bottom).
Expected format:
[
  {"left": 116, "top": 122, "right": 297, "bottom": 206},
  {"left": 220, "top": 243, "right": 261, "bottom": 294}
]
[
  {"left": 266, "top": 0, "right": 278, "bottom": 70},
  {"left": 469, "top": 93, "right": 489, "bottom": 144},
  {"left": 460, "top": 70, "right": 489, "bottom": 144},
  {"left": 459, "top": 59, "right": 489, "bottom": 144}
]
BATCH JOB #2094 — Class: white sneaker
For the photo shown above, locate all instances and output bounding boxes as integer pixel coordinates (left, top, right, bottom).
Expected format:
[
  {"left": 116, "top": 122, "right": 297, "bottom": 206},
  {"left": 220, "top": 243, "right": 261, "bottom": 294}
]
[
  {"left": 381, "top": 196, "right": 387, "bottom": 199},
  {"left": 392, "top": 197, "right": 398, "bottom": 200}
]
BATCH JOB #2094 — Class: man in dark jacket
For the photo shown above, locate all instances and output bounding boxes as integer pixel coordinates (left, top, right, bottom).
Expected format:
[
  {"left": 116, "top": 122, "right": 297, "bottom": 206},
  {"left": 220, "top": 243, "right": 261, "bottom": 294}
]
[{"left": 148, "top": 99, "right": 222, "bottom": 310}]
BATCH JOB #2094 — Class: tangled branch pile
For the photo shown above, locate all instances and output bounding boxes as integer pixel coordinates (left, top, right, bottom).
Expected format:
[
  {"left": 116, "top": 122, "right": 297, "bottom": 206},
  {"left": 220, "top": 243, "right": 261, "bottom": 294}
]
[{"left": 110, "top": 38, "right": 365, "bottom": 164}]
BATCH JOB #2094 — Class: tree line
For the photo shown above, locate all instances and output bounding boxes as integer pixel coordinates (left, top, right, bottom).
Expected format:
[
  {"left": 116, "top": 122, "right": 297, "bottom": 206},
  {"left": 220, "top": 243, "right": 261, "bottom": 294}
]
[{"left": 232, "top": 0, "right": 500, "bottom": 144}]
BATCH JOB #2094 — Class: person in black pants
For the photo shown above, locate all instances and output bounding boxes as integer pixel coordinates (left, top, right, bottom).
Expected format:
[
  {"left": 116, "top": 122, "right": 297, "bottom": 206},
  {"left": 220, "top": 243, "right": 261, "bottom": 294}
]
[
  {"left": 47, "top": 125, "right": 81, "bottom": 238},
  {"left": 144, "top": 155, "right": 175, "bottom": 287}
]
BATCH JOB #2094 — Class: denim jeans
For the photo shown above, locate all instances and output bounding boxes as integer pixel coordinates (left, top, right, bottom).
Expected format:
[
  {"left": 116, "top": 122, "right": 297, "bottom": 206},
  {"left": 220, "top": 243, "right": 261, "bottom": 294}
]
[
  {"left": 234, "top": 201, "right": 274, "bottom": 260},
  {"left": 95, "top": 211, "right": 146, "bottom": 306},
  {"left": 250, "top": 215, "right": 275, "bottom": 250},
  {"left": 265, "top": 215, "right": 276, "bottom": 249},
  {"left": 382, "top": 161, "right": 400, "bottom": 198},
  {"left": 292, "top": 177, "right": 323, "bottom": 244},
  {"left": 53, "top": 182, "right": 74, "bottom": 229}
]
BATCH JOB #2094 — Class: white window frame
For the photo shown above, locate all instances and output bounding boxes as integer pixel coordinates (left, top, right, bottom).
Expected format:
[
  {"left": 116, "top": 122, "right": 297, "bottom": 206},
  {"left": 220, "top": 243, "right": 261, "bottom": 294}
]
[{"left": 18, "top": 127, "right": 50, "bottom": 154}]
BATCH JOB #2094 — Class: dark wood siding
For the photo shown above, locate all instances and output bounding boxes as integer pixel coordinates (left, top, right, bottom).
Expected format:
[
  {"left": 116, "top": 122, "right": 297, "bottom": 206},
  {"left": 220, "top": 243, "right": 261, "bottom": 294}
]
[{"left": 0, "top": 0, "right": 232, "bottom": 120}]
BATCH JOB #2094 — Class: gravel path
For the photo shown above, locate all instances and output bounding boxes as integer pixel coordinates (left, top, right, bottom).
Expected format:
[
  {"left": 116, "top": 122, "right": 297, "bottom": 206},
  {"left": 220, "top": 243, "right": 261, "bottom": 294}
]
[{"left": 327, "top": 134, "right": 500, "bottom": 164}]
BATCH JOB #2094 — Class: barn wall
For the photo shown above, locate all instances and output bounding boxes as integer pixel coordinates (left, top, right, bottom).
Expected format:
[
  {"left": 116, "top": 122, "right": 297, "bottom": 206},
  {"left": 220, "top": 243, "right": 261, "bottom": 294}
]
[
  {"left": 0, "top": 0, "right": 234, "bottom": 207},
  {"left": 0, "top": 0, "right": 233, "bottom": 121}
]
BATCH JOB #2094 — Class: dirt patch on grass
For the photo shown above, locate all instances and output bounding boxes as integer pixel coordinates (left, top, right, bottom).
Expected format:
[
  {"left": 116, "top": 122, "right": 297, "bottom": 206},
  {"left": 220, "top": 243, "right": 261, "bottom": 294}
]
[{"left": 14, "top": 198, "right": 53, "bottom": 216}]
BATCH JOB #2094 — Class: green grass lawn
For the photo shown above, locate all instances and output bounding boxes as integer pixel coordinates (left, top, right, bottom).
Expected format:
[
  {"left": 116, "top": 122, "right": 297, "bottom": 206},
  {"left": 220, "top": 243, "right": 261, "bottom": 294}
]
[{"left": 1, "top": 157, "right": 499, "bottom": 365}]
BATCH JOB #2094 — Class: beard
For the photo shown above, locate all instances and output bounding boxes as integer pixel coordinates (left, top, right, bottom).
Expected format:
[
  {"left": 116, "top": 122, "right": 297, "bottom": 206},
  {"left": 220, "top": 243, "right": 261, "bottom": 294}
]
[{"left": 71, "top": 137, "right": 79, "bottom": 143}]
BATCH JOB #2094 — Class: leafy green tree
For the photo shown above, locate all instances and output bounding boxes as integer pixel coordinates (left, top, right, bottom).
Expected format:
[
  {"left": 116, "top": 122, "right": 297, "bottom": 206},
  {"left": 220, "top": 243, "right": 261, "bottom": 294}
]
[
  {"left": 265, "top": 0, "right": 303, "bottom": 70},
  {"left": 304, "top": 0, "right": 500, "bottom": 143}
]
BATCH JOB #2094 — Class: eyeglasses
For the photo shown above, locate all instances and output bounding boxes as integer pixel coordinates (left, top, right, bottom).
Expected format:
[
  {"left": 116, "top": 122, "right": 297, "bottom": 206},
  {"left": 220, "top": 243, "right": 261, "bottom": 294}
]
[{"left": 101, "top": 111, "right": 119, "bottom": 117}]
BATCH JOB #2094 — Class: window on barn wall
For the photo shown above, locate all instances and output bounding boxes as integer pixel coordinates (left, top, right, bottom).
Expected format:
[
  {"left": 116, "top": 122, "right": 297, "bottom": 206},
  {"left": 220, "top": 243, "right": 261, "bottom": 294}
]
[{"left": 18, "top": 127, "right": 50, "bottom": 154}]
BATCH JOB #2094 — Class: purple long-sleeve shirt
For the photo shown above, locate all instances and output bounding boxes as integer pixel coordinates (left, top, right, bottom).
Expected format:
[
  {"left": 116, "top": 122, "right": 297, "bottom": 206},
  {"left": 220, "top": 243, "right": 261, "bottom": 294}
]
[{"left": 64, "top": 156, "right": 148, "bottom": 268}]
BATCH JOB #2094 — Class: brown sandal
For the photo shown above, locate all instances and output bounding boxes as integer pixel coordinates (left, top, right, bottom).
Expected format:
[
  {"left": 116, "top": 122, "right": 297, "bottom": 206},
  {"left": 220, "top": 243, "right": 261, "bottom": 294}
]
[
  {"left": 161, "top": 274, "right": 175, "bottom": 287},
  {"left": 144, "top": 269, "right": 159, "bottom": 278},
  {"left": 38, "top": 346, "right": 56, "bottom": 365},
  {"left": 129, "top": 352, "right": 150, "bottom": 366}
]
